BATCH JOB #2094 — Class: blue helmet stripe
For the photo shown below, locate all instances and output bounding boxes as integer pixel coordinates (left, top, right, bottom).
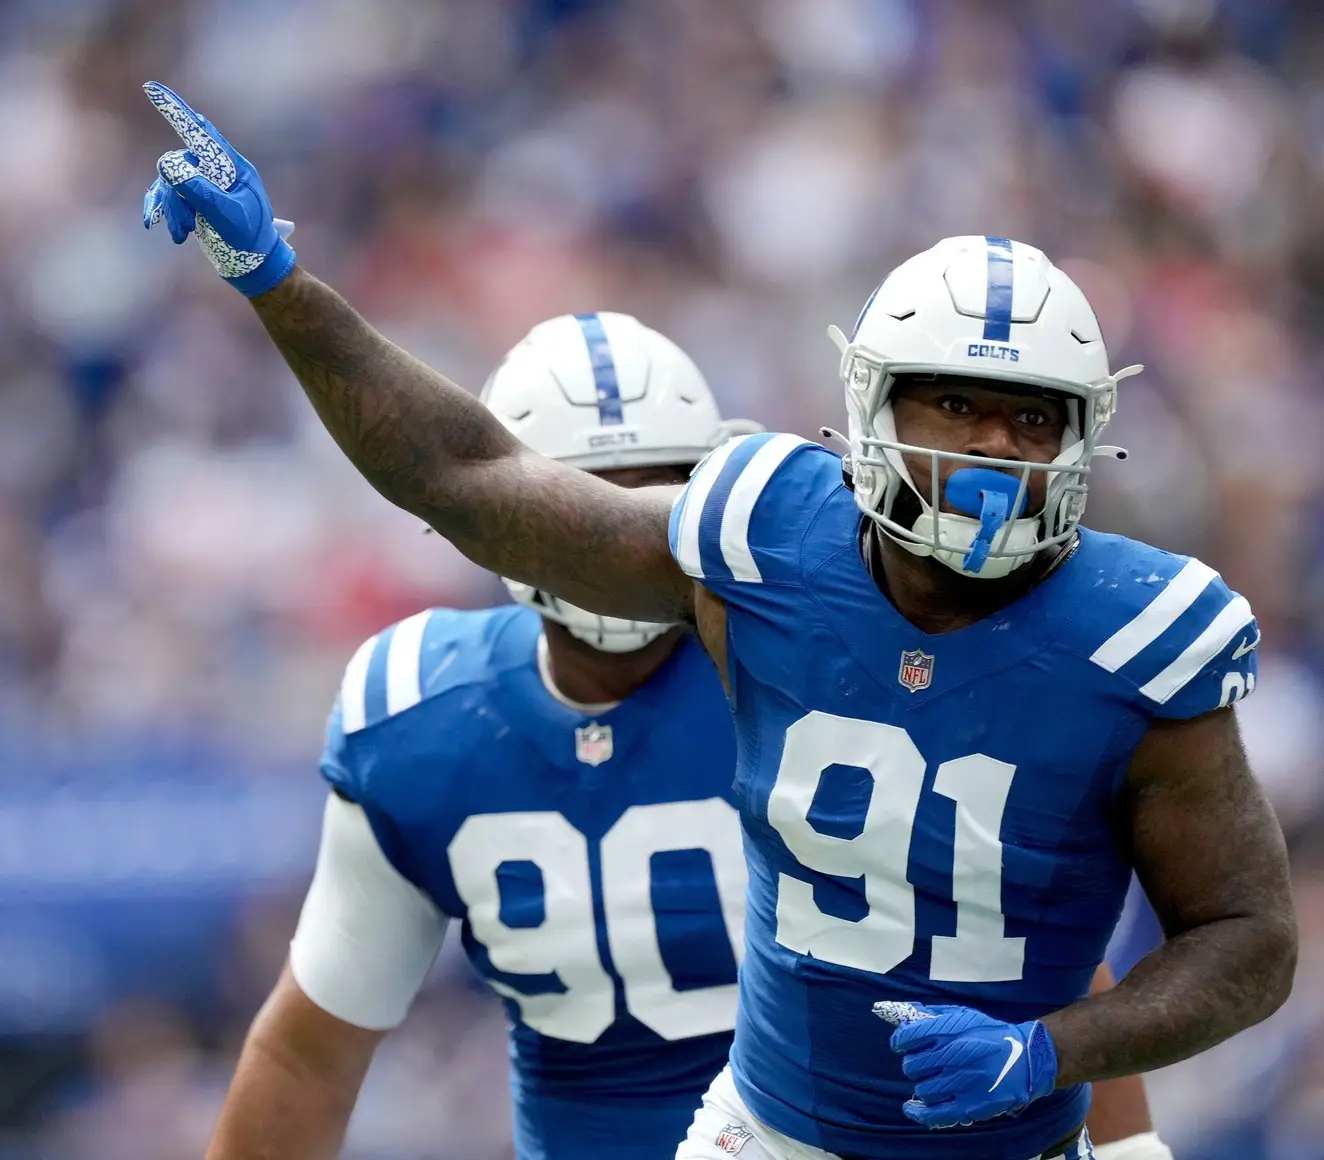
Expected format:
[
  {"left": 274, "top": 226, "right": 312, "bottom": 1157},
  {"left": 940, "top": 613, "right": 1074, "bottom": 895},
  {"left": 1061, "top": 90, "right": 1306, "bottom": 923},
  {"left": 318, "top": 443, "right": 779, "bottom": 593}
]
[
  {"left": 851, "top": 276, "right": 886, "bottom": 340},
  {"left": 575, "top": 313, "right": 624, "bottom": 425},
  {"left": 983, "top": 236, "right": 1014, "bottom": 342}
]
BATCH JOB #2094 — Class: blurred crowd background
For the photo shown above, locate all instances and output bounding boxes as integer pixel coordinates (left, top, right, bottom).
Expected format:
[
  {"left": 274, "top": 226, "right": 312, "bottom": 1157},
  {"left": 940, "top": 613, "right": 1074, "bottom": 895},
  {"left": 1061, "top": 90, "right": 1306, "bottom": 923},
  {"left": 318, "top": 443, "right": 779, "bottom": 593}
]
[{"left": 2, "top": 0, "right": 1324, "bottom": 1156}]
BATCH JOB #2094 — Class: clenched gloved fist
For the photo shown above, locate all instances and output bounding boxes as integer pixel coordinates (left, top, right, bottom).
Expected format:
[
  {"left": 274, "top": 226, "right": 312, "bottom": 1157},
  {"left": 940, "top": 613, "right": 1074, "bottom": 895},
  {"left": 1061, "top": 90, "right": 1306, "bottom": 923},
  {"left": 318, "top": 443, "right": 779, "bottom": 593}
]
[
  {"left": 874, "top": 1000, "right": 1059, "bottom": 1129},
  {"left": 141, "top": 81, "right": 296, "bottom": 297}
]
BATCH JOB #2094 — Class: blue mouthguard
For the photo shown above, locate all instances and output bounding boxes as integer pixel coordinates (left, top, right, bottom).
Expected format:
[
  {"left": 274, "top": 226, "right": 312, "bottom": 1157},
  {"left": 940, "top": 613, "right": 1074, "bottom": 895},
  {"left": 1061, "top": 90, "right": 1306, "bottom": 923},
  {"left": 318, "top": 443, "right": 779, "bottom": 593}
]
[{"left": 944, "top": 467, "right": 1028, "bottom": 573}]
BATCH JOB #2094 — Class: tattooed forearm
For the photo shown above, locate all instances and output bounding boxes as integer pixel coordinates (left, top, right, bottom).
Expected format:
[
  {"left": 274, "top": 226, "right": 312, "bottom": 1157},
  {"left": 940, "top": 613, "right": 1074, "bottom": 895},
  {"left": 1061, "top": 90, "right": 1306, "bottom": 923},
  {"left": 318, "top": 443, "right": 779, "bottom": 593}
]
[
  {"left": 249, "top": 266, "right": 692, "bottom": 622},
  {"left": 251, "top": 265, "right": 518, "bottom": 514},
  {"left": 1045, "top": 709, "right": 1296, "bottom": 1085}
]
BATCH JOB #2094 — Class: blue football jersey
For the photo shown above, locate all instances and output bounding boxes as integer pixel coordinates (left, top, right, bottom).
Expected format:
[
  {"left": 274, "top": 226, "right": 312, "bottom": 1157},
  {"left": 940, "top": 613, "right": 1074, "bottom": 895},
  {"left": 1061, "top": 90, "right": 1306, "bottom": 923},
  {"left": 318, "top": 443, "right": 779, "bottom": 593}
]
[
  {"left": 1105, "top": 877, "right": 1164, "bottom": 981},
  {"left": 668, "top": 434, "right": 1259, "bottom": 1160},
  {"left": 321, "top": 605, "right": 746, "bottom": 1160}
]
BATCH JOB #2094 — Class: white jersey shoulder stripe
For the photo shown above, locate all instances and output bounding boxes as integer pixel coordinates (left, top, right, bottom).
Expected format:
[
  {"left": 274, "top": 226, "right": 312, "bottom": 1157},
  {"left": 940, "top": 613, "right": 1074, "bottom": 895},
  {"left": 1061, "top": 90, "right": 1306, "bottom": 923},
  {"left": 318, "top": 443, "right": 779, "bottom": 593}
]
[
  {"left": 1139, "top": 595, "right": 1254, "bottom": 704},
  {"left": 386, "top": 609, "right": 432, "bottom": 717},
  {"left": 1089, "top": 559, "right": 1217, "bottom": 673},
  {"left": 718, "top": 434, "right": 811, "bottom": 582},
  {"left": 673, "top": 435, "right": 756, "bottom": 579},
  {"left": 338, "top": 633, "right": 380, "bottom": 735}
]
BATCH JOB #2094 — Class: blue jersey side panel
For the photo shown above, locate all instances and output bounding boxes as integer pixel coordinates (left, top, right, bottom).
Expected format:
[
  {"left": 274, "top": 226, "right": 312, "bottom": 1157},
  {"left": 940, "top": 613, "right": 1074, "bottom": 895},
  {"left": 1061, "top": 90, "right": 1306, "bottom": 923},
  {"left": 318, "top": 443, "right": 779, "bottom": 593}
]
[
  {"left": 1105, "top": 877, "right": 1163, "bottom": 980},
  {"left": 668, "top": 444, "right": 1259, "bottom": 1160},
  {"left": 322, "top": 606, "right": 744, "bottom": 1160}
]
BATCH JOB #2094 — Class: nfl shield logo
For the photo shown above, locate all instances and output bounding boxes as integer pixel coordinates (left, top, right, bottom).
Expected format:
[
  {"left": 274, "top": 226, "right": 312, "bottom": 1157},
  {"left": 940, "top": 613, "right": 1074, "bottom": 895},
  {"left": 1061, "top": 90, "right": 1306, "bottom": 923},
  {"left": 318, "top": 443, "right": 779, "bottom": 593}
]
[
  {"left": 715, "top": 1124, "right": 752, "bottom": 1154},
  {"left": 574, "top": 722, "right": 614, "bottom": 766},
  {"left": 898, "top": 649, "right": 934, "bottom": 693}
]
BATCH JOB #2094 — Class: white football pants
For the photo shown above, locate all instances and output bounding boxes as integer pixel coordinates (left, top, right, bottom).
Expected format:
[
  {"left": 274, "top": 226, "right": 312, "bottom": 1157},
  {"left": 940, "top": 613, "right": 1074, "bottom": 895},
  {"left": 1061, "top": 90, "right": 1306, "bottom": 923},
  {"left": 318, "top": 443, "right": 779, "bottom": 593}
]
[{"left": 676, "top": 1066, "right": 1094, "bottom": 1160}]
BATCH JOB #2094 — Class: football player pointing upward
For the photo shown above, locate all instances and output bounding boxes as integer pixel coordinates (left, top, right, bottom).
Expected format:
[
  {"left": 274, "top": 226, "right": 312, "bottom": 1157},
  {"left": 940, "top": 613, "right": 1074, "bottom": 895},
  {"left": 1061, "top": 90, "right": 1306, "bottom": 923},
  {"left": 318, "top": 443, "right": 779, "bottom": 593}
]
[
  {"left": 202, "top": 314, "right": 1166, "bottom": 1160},
  {"left": 146, "top": 85, "right": 1294, "bottom": 1160}
]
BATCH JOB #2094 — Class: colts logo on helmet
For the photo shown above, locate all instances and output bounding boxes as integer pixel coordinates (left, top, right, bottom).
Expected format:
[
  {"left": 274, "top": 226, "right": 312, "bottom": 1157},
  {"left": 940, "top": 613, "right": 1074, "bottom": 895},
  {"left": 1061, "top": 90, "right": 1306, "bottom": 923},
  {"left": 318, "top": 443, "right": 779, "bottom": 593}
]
[
  {"left": 588, "top": 430, "right": 639, "bottom": 449},
  {"left": 898, "top": 649, "right": 935, "bottom": 693},
  {"left": 575, "top": 722, "right": 614, "bottom": 766},
  {"left": 967, "top": 342, "right": 1020, "bottom": 362}
]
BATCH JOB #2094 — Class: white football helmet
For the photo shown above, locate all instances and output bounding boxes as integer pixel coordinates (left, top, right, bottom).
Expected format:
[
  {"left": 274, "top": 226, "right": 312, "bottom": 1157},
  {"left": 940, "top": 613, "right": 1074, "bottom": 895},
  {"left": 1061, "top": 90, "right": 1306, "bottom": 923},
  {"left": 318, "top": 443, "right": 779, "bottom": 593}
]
[
  {"left": 828, "top": 236, "right": 1142, "bottom": 579},
  {"left": 483, "top": 312, "right": 749, "bottom": 651}
]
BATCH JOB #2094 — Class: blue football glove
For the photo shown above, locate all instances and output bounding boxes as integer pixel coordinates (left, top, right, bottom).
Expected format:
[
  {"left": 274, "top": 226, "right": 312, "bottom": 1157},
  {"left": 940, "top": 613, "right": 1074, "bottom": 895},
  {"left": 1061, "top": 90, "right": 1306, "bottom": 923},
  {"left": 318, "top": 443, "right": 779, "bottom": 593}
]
[
  {"left": 141, "top": 81, "right": 296, "bottom": 297},
  {"left": 874, "top": 1000, "right": 1058, "bottom": 1129}
]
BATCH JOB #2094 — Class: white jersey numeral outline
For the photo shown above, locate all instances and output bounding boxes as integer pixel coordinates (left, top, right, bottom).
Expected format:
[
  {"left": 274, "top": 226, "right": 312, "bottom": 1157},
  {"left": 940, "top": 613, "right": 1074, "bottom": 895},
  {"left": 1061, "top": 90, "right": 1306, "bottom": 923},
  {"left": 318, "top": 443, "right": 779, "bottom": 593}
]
[
  {"left": 767, "top": 710, "right": 1025, "bottom": 982},
  {"left": 448, "top": 797, "right": 746, "bottom": 1043}
]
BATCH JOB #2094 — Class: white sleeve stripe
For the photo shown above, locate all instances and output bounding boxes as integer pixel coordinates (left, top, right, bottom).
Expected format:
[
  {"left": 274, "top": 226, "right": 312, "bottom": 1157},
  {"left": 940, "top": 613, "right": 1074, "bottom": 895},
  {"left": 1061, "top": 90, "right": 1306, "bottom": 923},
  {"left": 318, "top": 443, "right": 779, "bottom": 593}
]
[
  {"left": 1089, "top": 560, "right": 1218, "bottom": 673},
  {"left": 675, "top": 436, "right": 749, "bottom": 578},
  {"left": 339, "top": 634, "right": 379, "bottom": 735},
  {"left": 719, "top": 434, "right": 809, "bottom": 582},
  {"left": 386, "top": 609, "right": 431, "bottom": 717},
  {"left": 1139, "top": 595, "right": 1255, "bottom": 704}
]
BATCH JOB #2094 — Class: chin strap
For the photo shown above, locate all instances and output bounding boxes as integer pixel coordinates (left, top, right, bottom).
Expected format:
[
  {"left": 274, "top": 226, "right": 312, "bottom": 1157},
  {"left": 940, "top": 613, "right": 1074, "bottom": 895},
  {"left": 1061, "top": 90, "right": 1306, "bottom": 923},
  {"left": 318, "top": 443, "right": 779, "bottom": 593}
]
[{"left": 963, "top": 491, "right": 1008, "bottom": 573}]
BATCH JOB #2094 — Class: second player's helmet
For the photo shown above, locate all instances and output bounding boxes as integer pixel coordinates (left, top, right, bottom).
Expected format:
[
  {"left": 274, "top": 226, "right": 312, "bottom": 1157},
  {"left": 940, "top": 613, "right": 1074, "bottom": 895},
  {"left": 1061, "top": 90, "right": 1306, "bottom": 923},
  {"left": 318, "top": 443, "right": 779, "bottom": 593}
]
[
  {"left": 484, "top": 312, "right": 743, "bottom": 652},
  {"left": 829, "top": 236, "right": 1141, "bottom": 579}
]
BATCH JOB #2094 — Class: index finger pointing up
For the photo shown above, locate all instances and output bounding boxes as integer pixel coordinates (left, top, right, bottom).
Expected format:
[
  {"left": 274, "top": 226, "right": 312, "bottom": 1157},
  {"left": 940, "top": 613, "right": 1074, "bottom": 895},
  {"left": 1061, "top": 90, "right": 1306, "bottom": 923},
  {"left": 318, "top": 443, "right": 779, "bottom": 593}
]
[{"left": 142, "top": 81, "right": 237, "bottom": 191}]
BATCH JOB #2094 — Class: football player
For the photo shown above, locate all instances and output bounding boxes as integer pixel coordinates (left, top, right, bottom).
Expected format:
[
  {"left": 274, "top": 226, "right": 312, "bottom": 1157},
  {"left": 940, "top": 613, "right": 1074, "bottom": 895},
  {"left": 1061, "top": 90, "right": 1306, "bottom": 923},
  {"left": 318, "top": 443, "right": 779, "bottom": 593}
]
[
  {"left": 198, "top": 311, "right": 1165, "bottom": 1160},
  {"left": 205, "top": 313, "right": 753, "bottom": 1160},
  {"left": 146, "top": 85, "right": 1292, "bottom": 1160}
]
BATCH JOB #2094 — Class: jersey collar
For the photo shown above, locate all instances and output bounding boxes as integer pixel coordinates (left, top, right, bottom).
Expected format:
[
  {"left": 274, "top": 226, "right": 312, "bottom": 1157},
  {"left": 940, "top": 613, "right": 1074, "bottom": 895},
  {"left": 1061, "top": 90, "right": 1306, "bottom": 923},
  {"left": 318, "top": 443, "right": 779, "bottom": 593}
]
[{"left": 535, "top": 633, "right": 622, "bottom": 715}]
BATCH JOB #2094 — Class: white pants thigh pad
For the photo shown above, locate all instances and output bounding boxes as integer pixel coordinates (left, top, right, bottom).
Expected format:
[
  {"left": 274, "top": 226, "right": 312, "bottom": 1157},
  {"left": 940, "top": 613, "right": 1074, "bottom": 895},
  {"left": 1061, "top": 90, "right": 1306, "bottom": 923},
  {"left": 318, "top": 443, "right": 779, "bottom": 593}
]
[{"left": 677, "top": 1067, "right": 1094, "bottom": 1160}]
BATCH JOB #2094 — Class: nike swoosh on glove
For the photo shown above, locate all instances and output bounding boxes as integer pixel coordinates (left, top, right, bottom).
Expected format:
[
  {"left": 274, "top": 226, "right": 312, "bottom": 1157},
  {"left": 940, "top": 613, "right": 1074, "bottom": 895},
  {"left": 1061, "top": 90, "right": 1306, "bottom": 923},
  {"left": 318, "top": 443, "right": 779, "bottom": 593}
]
[
  {"left": 874, "top": 1000, "right": 1058, "bottom": 1129},
  {"left": 141, "top": 81, "right": 296, "bottom": 297}
]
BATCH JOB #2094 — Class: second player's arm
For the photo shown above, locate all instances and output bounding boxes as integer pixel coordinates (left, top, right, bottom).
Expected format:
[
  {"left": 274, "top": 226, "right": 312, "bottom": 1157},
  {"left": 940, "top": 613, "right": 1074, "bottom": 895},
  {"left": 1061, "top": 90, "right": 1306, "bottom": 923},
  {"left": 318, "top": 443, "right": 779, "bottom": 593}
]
[
  {"left": 1042, "top": 707, "right": 1297, "bottom": 1084},
  {"left": 207, "top": 795, "right": 450, "bottom": 1160},
  {"left": 206, "top": 965, "right": 384, "bottom": 1160},
  {"left": 249, "top": 267, "right": 693, "bottom": 623}
]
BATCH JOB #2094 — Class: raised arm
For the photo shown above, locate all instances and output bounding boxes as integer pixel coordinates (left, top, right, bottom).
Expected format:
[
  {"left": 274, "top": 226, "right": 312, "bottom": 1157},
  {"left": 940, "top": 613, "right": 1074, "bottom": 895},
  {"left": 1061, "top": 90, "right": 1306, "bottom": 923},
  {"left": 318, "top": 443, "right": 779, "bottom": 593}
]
[
  {"left": 248, "top": 267, "right": 691, "bottom": 622},
  {"left": 141, "top": 82, "right": 692, "bottom": 624}
]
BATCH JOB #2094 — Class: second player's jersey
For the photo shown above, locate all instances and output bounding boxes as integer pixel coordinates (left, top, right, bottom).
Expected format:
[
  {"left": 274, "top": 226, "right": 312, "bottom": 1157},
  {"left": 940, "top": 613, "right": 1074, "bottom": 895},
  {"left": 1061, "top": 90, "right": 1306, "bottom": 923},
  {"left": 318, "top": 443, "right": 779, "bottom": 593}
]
[
  {"left": 669, "top": 434, "right": 1259, "bottom": 1160},
  {"left": 322, "top": 606, "right": 746, "bottom": 1160}
]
